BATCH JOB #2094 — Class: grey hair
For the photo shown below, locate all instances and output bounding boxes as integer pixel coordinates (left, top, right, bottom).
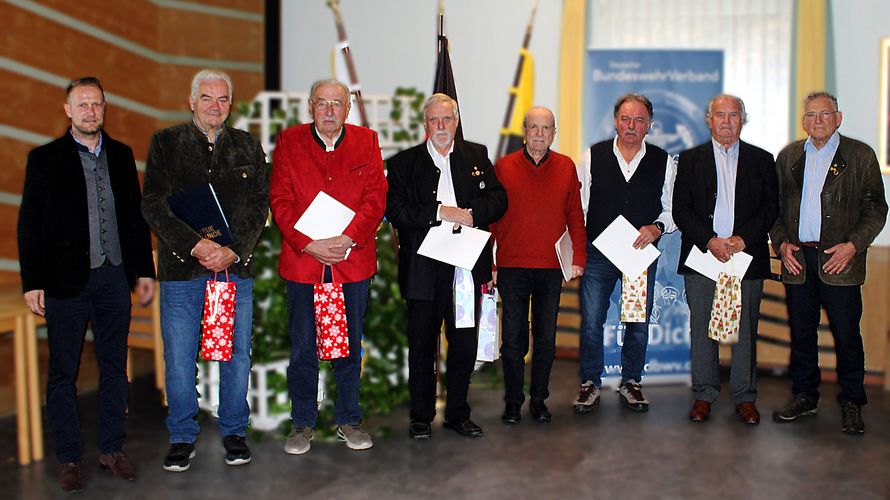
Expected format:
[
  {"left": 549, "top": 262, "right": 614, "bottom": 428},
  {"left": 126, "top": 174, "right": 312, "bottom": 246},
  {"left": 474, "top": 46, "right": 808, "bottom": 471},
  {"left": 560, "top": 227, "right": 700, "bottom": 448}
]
[
  {"left": 803, "top": 91, "right": 839, "bottom": 112},
  {"left": 190, "top": 69, "right": 233, "bottom": 101},
  {"left": 705, "top": 94, "right": 747, "bottom": 124},
  {"left": 309, "top": 79, "right": 351, "bottom": 103},
  {"left": 423, "top": 93, "right": 460, "bottom": 121},
  {"left": 613, "top": 93, "right": 653, "bottom": 119}
]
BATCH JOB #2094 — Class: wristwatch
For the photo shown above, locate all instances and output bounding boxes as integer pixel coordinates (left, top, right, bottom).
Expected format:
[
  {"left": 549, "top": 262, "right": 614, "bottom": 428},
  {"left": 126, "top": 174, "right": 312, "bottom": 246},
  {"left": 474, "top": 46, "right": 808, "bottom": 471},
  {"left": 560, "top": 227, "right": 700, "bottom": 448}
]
[{"left": 654, "top": 221, "right": 666, "bottom": 234}]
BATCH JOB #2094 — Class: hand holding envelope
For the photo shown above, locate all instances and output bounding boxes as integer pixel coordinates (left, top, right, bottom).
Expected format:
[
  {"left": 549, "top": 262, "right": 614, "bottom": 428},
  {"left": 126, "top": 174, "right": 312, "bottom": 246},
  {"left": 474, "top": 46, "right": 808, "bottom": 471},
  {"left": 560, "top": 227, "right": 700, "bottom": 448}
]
[
  {"left": 294, "top": 191, "right": 356, "bottom": 265},
  {"left": 592, "top": 216, "right": 661, "bottom": 279}
]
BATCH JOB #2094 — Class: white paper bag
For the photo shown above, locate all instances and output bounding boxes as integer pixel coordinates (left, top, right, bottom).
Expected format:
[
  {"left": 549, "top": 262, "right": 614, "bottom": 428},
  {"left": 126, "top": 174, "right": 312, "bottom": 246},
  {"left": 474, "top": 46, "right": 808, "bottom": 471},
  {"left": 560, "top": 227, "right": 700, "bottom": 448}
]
[{"left": 476, "top": 286, "right": 500, "bottom": 362}]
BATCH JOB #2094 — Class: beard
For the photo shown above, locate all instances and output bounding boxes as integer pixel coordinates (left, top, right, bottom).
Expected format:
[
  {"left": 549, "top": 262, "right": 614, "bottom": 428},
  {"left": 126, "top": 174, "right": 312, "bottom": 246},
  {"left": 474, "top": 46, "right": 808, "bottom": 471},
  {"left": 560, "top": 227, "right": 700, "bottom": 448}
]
[{"left": 431, "top": 130, "right": 454, "bottom": 149}]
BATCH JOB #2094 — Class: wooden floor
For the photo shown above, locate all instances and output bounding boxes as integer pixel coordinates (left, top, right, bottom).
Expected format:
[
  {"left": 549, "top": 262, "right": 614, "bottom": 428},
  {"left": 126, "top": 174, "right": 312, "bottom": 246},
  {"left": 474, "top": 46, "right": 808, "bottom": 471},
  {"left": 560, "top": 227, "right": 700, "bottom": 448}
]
[{"left": 1, "top": 360, "right": 887, "bottom": 500}]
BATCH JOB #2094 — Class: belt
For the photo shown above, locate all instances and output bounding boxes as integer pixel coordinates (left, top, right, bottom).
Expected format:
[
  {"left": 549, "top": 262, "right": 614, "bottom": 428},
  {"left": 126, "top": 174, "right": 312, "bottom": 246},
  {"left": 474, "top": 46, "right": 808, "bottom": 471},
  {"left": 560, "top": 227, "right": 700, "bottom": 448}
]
[{"left": 799, "top": 242, "right": 820, "bottom": 248}]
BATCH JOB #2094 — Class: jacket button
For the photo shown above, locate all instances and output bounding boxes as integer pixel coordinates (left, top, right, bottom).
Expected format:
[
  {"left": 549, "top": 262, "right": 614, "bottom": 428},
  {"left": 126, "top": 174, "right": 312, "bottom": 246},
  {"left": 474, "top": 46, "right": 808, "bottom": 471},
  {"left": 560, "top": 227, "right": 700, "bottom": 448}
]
[
  {"left": 708, "top": 214, "right": 713, "bottom": 219},
  {"left": 432, "top": 190, "right": 436, "bottom": 194}
]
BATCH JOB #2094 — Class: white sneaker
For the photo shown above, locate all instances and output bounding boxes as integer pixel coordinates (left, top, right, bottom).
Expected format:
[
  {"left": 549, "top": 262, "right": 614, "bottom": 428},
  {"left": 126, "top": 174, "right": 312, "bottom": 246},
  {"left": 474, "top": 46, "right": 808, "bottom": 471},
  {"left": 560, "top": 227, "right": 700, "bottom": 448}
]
[
  {"left": 337, "top": 424, "right": 373, "bottom": 450},
  {"left": 573, "top": 380, "right": 601, "bottom": 414},
  {"left": 284, "top": 426, "right": 313, "bottom": 455},
  {"left": 618, "top": 381, "right": 649, "bottom": 412}
]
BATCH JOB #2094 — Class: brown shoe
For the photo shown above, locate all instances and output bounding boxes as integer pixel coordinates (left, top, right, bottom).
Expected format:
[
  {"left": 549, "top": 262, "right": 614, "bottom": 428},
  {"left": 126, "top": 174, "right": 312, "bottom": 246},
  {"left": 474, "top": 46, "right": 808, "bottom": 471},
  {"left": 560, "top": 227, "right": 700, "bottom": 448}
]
[
  {"left": 99, "top": 451, "right": 137, "bottom": 480},
  {"left": 59, "top": 462, "right": 84, "bottom": 492},
  {"left": 688, "top": 400, "right": 711, "bottom": 422},
  {"left": 736, "top": 402, "right": 761, "bottom": 425}
]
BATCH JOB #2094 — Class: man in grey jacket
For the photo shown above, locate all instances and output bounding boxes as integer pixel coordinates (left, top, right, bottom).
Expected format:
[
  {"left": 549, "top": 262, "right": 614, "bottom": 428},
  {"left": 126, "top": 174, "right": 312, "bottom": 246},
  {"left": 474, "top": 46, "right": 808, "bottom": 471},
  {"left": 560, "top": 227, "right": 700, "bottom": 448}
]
[
  {"left": 769, "top": 91, "right": 887, "bottom": 435},
  {"left": 142, "top": 69, "right": 269, "bottom": 469}
]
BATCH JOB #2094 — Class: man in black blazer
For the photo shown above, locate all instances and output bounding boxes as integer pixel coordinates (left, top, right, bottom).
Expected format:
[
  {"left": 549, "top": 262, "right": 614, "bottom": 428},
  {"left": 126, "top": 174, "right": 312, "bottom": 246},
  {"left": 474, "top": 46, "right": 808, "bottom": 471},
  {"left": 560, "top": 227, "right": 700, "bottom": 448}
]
[
  {"left": 386, "top": 93, "right": 507, "bottom": 440},
  {"left": 17, "top": 77, "right": 155, "bottom": 491},
  {"left": 673, "top": 94, "right": 778, "bottom": 425}
]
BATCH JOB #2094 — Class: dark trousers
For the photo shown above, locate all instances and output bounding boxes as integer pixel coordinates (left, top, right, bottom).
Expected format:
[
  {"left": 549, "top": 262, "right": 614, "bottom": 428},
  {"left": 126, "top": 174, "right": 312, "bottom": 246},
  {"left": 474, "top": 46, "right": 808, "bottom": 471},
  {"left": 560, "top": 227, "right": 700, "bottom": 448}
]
[
  {"left": 785, "top": 246, "right": 866, "bottom": 405},
  {"left": 407, "top": 261, "right": 479, "bottom": 423},
  {"left": 44, "top": 264, "right": 131, "bottom": 463},
  {"left": 498, "top": 267, "right": 563, "bottom": 404},
  {"left": 685, "top": 274, "right": 762, "bottom": 404},
  {"left": 285, "top": 278, "right": 369, "bottom": 427}
]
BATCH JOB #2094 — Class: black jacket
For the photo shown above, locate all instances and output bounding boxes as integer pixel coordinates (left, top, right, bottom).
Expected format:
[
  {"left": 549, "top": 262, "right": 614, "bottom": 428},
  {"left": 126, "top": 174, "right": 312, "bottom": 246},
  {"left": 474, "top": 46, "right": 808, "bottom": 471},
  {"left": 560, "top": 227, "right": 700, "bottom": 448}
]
[
  {"left": 673, "top": 140, "right": 778, "bottom": 280},
  {"left": 386, "top": 140, "right": 507, "bottom": 300},
  {"left": 141, "top": 123, "right": 270, "bottom": 281},
  {"left": 17, "top": 131, "right": 156, "bottom": 298}
]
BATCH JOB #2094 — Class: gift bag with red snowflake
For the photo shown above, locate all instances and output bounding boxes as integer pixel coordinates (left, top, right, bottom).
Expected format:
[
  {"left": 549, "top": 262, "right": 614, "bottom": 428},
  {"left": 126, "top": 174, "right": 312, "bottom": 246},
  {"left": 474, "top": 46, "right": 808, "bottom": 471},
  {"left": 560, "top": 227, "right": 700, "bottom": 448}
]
[
  {"left": 314, "top": 267, "right": 350, "bottom": 361},
  {"left": 201, "top": 272, "right": 237, "bottom": 362}
]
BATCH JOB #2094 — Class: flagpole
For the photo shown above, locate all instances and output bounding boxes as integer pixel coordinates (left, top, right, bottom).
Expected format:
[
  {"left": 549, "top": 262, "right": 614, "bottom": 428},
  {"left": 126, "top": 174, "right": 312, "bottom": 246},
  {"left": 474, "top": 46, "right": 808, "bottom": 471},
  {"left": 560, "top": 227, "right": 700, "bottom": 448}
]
[
  {"left": 326, "top": 0, "right": 369, "bottom": 127},
  {"left": 496, "top": 0, "right": 538, "bottom": 159}
]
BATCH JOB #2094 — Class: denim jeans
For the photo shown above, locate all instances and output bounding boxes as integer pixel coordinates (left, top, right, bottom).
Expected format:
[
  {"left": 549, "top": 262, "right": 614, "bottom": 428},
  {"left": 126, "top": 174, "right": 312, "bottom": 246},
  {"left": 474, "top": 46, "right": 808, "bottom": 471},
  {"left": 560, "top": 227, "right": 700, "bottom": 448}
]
[
  {"left": 45, "top": 264, "right": 131, "bottom": 463},
  {"left": 286, "top": 278, "right": 369, "bottom": 428},
  {"left": 578, "top": 248, "right": 656, "bottom": 387},
  {"left": 160, "top": 273, "right": 254, "bottom": 444}
]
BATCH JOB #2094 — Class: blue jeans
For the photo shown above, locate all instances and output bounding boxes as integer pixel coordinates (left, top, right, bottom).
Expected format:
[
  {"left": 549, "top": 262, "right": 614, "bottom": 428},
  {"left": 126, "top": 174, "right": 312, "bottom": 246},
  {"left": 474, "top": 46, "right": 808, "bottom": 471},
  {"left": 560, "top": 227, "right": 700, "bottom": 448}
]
[
  {"left": 286, "top": 279, "right": 368, "bottom": 428},
  {"left": 160, "top": 273, "right": 254, "bottom": 444},
  {"left": 578, "top": 249, "right": 656, "bottom": 387}
]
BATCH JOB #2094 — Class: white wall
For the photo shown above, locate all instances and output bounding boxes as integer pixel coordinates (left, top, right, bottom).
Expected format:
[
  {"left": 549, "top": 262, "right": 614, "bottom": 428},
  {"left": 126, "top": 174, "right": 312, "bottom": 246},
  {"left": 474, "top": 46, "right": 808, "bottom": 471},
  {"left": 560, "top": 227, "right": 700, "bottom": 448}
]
[
  {"left": 281, "top": 0, "right": 562, "bottom": 153},
  {"left": 829, "top": 0, "right": 890, "bottom": 244}
]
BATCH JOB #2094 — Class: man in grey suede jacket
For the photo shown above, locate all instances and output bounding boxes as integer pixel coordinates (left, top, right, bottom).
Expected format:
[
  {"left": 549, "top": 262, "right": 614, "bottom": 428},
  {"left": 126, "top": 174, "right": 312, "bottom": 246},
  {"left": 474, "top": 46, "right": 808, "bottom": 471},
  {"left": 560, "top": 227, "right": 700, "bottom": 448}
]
[
  {"left": 769, "top": 91, "right": 887, "bottom": 435},
  {"left": 142, "top": 69, "right": 269, "bottom": 471}
]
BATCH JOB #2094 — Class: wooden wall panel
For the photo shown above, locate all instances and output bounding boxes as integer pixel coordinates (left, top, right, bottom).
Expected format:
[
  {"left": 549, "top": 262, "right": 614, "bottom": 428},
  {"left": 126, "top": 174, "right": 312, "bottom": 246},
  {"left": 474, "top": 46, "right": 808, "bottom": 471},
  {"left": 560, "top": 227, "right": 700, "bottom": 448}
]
[
  {"left": 158, "top": 11, "right": 263, "bottom": 62},
  {"left": 33, "top": 0, "right": 160, "bottom": 48}
]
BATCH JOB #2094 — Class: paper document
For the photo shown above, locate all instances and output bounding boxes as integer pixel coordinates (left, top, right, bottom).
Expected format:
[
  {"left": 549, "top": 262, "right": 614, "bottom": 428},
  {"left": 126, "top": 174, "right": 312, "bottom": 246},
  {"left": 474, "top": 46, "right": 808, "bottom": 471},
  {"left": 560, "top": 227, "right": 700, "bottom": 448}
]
[
  {"left": 555, "top": 229, "right": 574, "bottom": 281},
  {"left": 418, "top": 224, "right": 491, "bottom": 270},
  {"left": 294, "top": 191, "right": 356, "bottom": 240},
  {"left": 684, "top": 246, "right": 753, "bottom": 282},
  {"left": 592, "top": 216, "right": 661, "bottom": 279}
]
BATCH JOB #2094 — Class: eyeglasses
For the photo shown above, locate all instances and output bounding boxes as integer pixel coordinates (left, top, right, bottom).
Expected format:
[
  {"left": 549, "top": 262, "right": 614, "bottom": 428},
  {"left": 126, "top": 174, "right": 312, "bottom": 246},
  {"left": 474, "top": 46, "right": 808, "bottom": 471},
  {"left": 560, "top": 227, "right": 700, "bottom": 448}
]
[
  {"left": 312, "top": 99, "right": 345, "bottom": 110},
  {"left": 803, "top": 111, "right": 837, "bottom": 120}
]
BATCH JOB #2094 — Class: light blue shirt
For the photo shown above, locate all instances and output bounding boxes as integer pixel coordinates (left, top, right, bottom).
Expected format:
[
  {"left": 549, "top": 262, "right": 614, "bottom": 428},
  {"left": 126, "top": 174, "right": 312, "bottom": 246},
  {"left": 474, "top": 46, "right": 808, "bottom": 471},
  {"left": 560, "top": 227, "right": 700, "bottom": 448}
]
[
  {"left": 712, "top": 139, "right": 739, "bottom": 238},
  {"left": 798, "top": 131, "right": 840, "bottom": 242}
]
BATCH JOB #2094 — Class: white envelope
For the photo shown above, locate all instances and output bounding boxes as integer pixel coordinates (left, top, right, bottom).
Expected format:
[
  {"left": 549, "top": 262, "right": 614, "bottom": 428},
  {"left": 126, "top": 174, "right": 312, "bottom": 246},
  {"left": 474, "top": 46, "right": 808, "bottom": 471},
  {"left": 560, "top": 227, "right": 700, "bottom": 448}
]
[
  {"left": 418, "top": 224, "right": 491, "bottom": 270},
  {"left": 684, "top": 246, "right": 753, "bottom": 282},
  {"left": 555, "top": 229, "right": 574, "bottom": 281},
  {"left": 592, "top": 216, "right": 661, "bottom": 279},
  {"left": 294, "top": 191, "right": 355, "bottom": 240}
]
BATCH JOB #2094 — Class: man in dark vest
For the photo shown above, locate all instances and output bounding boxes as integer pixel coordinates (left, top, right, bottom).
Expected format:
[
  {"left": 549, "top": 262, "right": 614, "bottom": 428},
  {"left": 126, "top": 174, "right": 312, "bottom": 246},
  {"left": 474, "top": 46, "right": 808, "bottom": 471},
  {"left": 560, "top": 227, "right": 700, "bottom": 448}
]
[
  {"left": 17, "top": 77, "right": 156, "bottom": 491},
  {"left": 573, "top": 93, "right": 676, "bottom": 413}
]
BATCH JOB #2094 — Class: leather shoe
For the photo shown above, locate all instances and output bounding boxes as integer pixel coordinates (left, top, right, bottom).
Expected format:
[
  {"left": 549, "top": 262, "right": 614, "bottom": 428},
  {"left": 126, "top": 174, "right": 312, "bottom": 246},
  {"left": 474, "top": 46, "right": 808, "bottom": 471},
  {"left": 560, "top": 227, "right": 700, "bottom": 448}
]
[
  {"left": 530, "top": 399, "right": 552, "bottom": 423},
  {"left": 501, "top": 403, "right": 521, "bottom": 424},
  {"left": 99, "top": 451, "right": 137, "bottom": 480},
  {"left": 736, "top": 402, "right": 760, "bottom": 425},
  {"left": 688, "top": 400, "right": 711, "bottom": 422},
  {"left": 443, "top": 418, "right": 484, "bottom": 438},
  {"left": 409, "top": 421, "right": 432, "bottom": 439},
  {"left": 59, "top": 462, "right": 84, "bottom": 492}
]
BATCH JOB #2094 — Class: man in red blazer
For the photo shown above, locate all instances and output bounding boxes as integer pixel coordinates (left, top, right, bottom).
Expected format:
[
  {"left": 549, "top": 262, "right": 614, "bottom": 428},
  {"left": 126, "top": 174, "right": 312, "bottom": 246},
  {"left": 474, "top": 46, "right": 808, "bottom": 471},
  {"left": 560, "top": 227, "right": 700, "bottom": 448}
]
[{"left": 270, "top": 79, "right": 386, "bottom": 454}]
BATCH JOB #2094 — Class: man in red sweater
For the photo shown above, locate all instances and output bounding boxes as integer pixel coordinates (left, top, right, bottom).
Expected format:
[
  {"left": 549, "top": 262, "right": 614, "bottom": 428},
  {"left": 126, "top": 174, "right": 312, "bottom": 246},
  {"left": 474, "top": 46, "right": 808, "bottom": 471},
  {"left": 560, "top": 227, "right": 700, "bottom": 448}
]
[{"left": 491, "top": 107, "right": 587, "bottom": 424}]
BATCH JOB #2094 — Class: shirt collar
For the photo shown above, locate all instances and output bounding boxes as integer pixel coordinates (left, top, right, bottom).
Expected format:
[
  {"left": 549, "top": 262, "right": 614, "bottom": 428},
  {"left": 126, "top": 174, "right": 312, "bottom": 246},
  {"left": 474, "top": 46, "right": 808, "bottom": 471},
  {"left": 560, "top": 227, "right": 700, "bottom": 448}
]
[
  {"left": 312, "top": 124, "right": 345, "bottom": 152},
  {"left": 804, "top": 130, "right": 840, "bottom": 153},
  {"left": 426, "top": 138, "right": 454, "bottom": 161},
  {"left": 523, "top": 147, "right": 551, "bottom": 166},
  {"left": 71, "top": 129, "right": 103, "bottom": 156},
  {"left": 612, "top": 136, "right": 646, "bottom": 163},
  {"left": 711, "top": 138, "right": 739, "bottom": 158},
  {"left": 191, "top": 119, "right": 225, "bottom": 143}
]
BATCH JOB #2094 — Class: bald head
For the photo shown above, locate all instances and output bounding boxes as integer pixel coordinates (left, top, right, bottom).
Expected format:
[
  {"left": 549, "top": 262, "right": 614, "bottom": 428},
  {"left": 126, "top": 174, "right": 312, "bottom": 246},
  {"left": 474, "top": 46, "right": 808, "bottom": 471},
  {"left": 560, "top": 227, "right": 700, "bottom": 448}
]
[{"left": 523, "top": 107, "right": 556, "bottom": 161}]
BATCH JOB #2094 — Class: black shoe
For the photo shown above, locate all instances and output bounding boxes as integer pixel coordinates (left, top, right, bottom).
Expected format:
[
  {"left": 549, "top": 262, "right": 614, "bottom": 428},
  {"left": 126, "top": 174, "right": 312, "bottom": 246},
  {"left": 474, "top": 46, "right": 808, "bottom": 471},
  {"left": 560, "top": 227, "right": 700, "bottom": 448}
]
[
  {"left": 530, "top": 399, "right": 552, "bottom": 423},
  {"left": 501, "top": 403, "right": 521, "bottom": 424},
  {"left": 773, "top": 394, "right": 818, "bottom": 423},
  {"left": 163, "top": 442, "right": 196, "bottom": 472},
  {"left": 223, "top": 435, "right": 251, "bottom": 465},
  {"left": 840, "top": 401, "right": 865, "bottom": 435},
  {"left": 409, "top": 421, "right": 432, "bottom": 440},
  {"left": 443, "top": 418, "right": 484, "bottom": 438}
]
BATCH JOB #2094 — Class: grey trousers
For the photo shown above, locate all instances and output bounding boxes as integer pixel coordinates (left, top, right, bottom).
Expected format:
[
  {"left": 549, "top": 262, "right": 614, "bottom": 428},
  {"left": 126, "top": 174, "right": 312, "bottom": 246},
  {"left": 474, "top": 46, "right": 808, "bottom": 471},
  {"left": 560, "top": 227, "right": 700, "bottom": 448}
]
[{"left": 684, "top": 274, "right": 763, "bottom": 404}]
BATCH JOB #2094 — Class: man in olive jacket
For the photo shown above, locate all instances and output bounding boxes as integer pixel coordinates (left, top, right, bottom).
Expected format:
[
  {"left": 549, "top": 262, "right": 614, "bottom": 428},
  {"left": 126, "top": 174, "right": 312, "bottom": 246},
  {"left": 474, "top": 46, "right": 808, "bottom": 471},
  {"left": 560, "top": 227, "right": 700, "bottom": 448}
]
[
  {"left": 769, "top": 91, "right": 887, "bottom": 435},
  {"left": 142, "top": 70, "right": 269, "bottom": 470}
]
